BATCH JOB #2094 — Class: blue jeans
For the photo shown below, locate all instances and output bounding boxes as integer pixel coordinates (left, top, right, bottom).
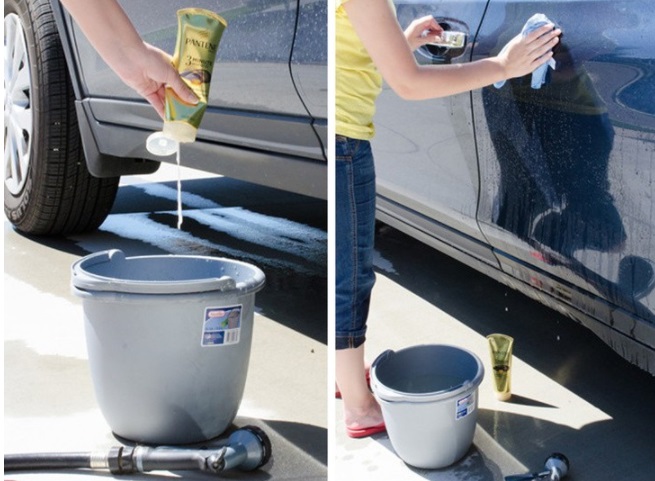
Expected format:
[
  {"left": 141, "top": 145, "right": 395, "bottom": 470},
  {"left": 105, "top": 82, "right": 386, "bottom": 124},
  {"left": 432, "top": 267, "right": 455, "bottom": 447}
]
[{"left": 335, "top": 135, "right": 377, "bottom": 350}]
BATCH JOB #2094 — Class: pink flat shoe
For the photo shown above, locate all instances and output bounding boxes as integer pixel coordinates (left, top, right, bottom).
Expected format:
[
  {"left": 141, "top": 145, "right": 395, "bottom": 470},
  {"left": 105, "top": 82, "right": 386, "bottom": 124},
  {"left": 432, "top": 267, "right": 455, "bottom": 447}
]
[{"left": 345, "top": 422, "right": 386, "bottom": 439}]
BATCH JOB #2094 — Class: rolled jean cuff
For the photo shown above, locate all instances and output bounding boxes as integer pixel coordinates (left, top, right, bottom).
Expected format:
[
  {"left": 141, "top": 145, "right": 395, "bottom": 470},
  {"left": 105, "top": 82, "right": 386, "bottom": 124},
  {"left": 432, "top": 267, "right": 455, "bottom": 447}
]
[{"left": 335, "top": 328, "right": 367, "bottom": 350}]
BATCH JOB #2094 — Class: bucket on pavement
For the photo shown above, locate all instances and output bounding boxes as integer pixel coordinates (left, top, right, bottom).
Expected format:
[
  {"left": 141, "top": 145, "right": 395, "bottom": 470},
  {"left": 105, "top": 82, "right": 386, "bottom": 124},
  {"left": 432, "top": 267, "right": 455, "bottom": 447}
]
[
  {"left": 371, "top": 344, "right": 484, "bottom": 469},
  {"left": 71, "top": 249, "right": 265, "bottom": 445}
]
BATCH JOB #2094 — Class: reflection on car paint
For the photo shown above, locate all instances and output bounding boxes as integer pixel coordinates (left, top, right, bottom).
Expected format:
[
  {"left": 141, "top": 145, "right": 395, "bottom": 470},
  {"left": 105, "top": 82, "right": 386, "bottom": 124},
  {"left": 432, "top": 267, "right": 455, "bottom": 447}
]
[
  {"left": 376, "top": 1, "right": 655, "bottom": 373},
  {"left": 481, "top": 39, "right": 655, "bottom": 317}
]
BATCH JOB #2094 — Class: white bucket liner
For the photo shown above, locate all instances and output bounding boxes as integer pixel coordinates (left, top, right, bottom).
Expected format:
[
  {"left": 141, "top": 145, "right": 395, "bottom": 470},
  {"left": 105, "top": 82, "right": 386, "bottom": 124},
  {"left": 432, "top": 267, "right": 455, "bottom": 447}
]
[
  {"left": 71, "top": 249, "right": 265, "bottom": 444},
  {"left": 371, "top": 344, "right": 484, "bottom": 469}
]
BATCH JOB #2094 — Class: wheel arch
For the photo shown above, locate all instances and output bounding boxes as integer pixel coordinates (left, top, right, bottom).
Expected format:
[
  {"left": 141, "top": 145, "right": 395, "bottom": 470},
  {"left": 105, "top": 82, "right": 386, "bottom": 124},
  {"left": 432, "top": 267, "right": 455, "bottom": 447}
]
[{"left": 47, "top": 0, "right": 159, "bottom": 177}]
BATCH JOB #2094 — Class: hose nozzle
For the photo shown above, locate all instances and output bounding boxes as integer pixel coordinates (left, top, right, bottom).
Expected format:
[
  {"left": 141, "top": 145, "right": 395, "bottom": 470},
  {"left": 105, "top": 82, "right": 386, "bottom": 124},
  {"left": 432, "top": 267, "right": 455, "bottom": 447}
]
[
  {"left": 544, "top": 452, "right": 569, "bottom": 481},
  {"left": 505, "top": 453, "right": 570, "bottom": 481}
]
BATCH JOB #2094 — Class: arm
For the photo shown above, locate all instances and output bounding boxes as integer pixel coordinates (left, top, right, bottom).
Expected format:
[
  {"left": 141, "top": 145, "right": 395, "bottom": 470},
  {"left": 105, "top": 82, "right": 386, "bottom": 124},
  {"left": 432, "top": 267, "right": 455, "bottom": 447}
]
[
  {"left": 60, "top": 0, "right": 197, "bottom": 117},
  {"left": 343, "top": 0, "right": 561, "bottom": 100}
]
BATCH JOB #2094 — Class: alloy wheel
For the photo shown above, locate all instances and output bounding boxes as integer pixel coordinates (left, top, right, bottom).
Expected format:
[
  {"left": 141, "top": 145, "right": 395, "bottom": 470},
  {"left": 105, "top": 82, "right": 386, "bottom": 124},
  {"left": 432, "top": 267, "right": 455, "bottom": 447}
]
[{"left": 4, "top": 13, "right": 33, "bottom": 196}]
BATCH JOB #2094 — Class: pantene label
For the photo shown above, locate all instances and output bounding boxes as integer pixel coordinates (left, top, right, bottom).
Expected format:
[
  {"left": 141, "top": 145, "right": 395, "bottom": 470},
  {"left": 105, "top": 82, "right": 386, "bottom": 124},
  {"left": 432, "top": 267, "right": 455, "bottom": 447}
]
[{"left": 179, "top": 25, "right": 216, "bottom": 98}]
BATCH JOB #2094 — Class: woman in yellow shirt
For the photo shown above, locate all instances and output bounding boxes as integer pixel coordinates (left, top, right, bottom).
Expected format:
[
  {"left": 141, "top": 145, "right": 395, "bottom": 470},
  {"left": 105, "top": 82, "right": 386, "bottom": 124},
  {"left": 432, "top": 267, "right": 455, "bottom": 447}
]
[{"left": 335, "top": 0, "right": 561, "bottom": 438}]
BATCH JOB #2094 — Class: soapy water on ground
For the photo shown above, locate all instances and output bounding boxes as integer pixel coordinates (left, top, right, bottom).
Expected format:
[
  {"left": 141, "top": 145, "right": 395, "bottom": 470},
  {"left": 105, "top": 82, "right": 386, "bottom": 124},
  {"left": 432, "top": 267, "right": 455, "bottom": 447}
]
[{"left": 84, "top": 181, "right": 326, "bottom": 275}]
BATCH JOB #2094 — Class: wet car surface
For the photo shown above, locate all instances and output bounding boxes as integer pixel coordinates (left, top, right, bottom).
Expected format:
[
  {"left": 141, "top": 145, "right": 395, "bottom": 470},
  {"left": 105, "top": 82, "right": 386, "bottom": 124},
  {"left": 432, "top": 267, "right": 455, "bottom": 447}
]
[{"left": 374, "top": 0, "right": 655, "bottom": 374}]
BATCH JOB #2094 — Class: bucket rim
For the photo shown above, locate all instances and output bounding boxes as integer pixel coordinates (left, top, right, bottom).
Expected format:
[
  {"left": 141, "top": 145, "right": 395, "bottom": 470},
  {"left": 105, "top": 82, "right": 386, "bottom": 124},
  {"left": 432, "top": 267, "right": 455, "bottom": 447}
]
[
  {"left": 370, "top": 344, "right": 485, "bottom": 403},
  {"left": 71, "top": 249, "right": 265, "bottom": 295}
]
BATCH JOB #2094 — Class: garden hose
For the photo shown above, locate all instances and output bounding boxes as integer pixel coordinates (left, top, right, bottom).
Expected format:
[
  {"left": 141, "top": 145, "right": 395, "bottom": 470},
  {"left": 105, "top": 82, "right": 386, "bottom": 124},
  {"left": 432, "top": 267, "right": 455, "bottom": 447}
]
[{"left": 4, "top": 425, "right": 271, "bottom": 475}]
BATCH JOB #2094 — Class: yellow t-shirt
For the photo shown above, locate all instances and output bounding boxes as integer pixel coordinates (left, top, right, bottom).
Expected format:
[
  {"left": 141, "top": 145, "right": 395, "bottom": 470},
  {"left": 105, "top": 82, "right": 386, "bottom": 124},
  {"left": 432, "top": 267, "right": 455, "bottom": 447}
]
[{"left": 335, "top": 0, "right": 383, "bottom": 140}]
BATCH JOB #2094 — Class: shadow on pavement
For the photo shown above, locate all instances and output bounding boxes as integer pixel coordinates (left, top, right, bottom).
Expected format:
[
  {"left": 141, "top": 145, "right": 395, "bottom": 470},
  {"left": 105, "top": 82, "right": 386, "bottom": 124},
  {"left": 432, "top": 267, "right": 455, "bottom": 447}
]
[{"left": 373, "top": 224, "right": 655, "bottom": 481}]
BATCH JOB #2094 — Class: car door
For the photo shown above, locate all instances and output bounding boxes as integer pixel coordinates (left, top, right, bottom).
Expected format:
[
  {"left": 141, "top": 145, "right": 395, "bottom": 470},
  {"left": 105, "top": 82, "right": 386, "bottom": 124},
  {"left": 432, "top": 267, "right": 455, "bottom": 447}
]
[
  {"left": 291, "top": 0, "right": 328, "bottom": 153},
  {"left": 68, "top": 0, "right": 325, "bottom": 161},
  {"left": 374, "top": 0, "right": 495, "bottom": 268},
  {"left": 471, "top": 1, "right": 655, "bottom": 350}
]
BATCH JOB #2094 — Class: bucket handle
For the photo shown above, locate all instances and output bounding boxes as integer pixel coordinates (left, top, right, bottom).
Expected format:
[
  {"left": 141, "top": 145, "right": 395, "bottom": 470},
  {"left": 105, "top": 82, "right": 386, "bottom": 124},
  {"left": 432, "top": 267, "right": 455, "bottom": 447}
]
[
  {"left": 71, "top": 249, "right": 126, "bottom": 288},
  {"left": 370, "top": 349, "right": 393, "bottom": 397},
  {"left": 371, "top": 349, "right": 393, "bottom": 371},
  {"left": 213, "top": 275, "right": 237, "bottom": 291}
]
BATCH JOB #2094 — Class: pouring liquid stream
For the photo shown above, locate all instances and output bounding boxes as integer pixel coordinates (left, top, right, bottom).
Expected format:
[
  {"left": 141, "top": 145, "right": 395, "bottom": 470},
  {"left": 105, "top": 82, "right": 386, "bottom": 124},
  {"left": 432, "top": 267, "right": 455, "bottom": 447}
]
[
  {"left": 176, "top": 146, "right": 183, "bottom": 229},
  {"left": 144, "top": 132, "right": 184, "bottom": 229}
]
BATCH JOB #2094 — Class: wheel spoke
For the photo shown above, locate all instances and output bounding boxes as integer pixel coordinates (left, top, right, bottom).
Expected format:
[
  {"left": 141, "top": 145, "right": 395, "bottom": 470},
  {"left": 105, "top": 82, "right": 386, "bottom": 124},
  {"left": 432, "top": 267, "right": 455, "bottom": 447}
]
[
  {"left": 4, "top": 16, "right": 16, "bottom": 60},
  {"left": 5, "top": 124, "right": 23, "bottom": 192},
  {"left": 12, "top": 103, "right": 32, "bottom": 134},
  {"left": 12, "top": 64, "right": 31, "bottom": 100},
  {"left": 13, "top": 35, "right": 29, "bottom": 88}
]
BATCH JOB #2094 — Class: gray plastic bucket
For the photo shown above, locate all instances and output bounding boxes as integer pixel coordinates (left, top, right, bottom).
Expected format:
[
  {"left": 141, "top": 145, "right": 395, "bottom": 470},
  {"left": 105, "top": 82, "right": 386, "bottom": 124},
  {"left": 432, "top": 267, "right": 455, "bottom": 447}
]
[
  {"left": 371, "top": 344, "right": 484, "bottom": 469},
  {"left": 71, "top": 249, "right": 265, "bottom": 444}
]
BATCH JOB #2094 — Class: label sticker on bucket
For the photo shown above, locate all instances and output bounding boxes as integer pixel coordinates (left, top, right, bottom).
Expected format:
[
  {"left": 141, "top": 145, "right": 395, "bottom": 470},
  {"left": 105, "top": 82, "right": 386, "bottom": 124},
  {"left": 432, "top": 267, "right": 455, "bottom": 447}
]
[
  {"left": 456, "top": 392, "right": 475, "bottom": 420},
  {"left": 201, "top": 305, "right": 243, "bottom": 347}
]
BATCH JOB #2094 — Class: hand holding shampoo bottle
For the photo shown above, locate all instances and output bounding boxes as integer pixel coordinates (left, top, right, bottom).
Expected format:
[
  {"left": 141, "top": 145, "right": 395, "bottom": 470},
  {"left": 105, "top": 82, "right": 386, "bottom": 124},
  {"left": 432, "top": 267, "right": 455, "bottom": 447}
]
[{"left": 147, "top": 8, "right": 227, "bottom": 156}]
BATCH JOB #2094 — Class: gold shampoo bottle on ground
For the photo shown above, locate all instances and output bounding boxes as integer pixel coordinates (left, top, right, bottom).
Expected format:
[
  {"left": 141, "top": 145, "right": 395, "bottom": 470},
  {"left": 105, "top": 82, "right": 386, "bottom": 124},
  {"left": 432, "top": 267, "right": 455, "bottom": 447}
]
[{"left": 487, "top": 333, "right": 514, "bottom": 401}]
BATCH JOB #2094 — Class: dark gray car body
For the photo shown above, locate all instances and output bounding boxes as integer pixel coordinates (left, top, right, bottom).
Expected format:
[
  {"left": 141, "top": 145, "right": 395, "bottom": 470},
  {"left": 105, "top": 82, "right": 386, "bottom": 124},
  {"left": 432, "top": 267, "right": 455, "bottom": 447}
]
[
  {"left": 52, "top": 0, "right": 327, "bottom": 199},
  {"left": 375, "top": 0, "right": 655, "bottom": 374}
]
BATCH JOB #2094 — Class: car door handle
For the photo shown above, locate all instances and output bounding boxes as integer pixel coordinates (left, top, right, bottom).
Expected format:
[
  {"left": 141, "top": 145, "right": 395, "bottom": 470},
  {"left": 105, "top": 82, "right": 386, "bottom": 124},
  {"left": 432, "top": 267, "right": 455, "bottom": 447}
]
[{"left": 417, "top": 19, "right": 469, "bottom": 64}]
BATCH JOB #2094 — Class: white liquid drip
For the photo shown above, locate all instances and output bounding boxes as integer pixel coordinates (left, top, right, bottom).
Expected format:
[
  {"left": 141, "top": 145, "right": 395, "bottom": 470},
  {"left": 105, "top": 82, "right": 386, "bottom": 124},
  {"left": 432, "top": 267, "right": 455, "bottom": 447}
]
[{"left": 176, "top": 147, "right": 183, "bottom": 229}]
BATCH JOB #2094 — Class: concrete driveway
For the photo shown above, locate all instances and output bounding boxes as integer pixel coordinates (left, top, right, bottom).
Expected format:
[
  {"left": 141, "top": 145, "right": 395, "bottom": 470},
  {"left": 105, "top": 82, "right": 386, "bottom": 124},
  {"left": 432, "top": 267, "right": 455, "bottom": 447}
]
[
  {"left": 4, "top": 164, "right": 327, "bottom": 480},
  {"left": 6, "top": 164, "right": 655, "bottom": 481},
  {"left": 334, "top": 224, "right": 655, "bottom": 481}
]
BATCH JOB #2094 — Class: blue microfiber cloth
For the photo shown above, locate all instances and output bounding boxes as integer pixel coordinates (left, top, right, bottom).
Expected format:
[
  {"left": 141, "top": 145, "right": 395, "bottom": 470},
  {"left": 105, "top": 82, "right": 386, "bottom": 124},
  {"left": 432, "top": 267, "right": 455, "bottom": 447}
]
[{"left": 494, "top": 13, "right": 558, "bottom": 89}]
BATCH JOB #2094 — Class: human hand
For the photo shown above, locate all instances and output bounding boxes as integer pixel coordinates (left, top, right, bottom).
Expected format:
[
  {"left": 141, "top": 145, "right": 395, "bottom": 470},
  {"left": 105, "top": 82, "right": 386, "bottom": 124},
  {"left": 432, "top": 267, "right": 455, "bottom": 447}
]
[
  {"left": 497, "top": 24, "right": 561, "bottom": 80},
  {"left": 120, "top": 42, "right": 199, "bottom": 119},
  {"left": 404, "top": 15, "right": 444, "bottom": 51}
]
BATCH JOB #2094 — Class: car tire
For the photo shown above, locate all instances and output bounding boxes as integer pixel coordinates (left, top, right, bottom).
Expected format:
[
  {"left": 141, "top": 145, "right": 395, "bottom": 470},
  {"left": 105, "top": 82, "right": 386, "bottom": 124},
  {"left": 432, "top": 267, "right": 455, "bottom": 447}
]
[{"left": 4, "top": 0, "right": 119, "bottom": 236}]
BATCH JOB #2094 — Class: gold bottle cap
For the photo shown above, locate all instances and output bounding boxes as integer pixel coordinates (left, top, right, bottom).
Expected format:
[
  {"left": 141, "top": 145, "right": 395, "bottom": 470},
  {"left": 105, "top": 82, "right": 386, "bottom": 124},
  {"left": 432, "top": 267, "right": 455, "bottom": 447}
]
[
  {"left": 163, "top": 121, "right": 198, "bottom": 143},
  {"left": 495, "top": 391, "right": 512, "bottom": 402}
]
